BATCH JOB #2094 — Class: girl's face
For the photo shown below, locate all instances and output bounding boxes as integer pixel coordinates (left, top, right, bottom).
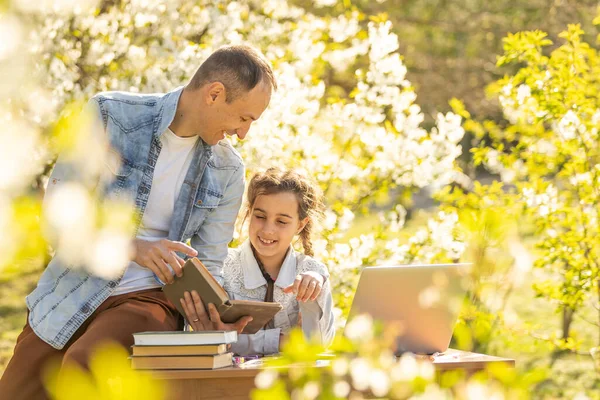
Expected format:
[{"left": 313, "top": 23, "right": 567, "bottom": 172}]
[{"left": 249, "top": 192, "right": 308, "bottom": 265}]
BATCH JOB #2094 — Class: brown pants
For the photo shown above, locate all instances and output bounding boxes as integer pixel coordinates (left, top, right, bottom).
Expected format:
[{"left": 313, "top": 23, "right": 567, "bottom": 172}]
[{"left": 0, "top": 288, "right": 180, "bottom": 400}]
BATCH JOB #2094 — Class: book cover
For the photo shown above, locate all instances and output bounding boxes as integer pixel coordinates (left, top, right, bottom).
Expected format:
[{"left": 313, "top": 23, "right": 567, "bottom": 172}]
[
  {"left": 131, "top": 344, "right": 228, "bottom": 357},
  {"left": 131, "top": 353, "right": 233, "bottom": 370},
  {"left": 133, "top": 330, "right": 238, "bottom": 346},
  {"left": 162, "top": 257, "right": 283, "bottom": 334}
]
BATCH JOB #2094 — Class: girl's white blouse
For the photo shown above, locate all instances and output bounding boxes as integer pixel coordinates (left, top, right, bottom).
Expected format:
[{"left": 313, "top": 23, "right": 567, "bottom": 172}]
[{"left": 222, "top": 240, "right": 335, "bottom": 356}]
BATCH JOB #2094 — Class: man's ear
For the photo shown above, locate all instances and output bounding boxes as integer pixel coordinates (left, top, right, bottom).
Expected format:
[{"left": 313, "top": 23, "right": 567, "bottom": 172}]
[
  {"left": 297, "top": 217, "right": 309, "bottom": 234},
  {"left": 206, "top": 82, "right": 226, "bottom": 104}
]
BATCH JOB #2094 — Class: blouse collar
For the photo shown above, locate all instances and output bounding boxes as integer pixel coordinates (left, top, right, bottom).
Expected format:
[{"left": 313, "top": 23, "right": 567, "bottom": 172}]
[{"left": 240, "top": 240, "right": 297, "bottom": 290}]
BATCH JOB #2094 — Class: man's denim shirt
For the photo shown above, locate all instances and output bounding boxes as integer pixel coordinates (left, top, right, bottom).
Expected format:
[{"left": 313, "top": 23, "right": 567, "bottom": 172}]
[{"left": 27, "top": 87, "right": 245, "bottom": 349}]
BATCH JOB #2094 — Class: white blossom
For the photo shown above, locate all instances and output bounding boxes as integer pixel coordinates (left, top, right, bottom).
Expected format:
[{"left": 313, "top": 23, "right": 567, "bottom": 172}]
[
  {"left": 349, "top": 358, "right": 371, "bottom": 391},
  {"left": 516, "top": 84, "right": 531, "bottom": 104},
  {"left": 333, "top": 380, "right": 351, "bottom": 398},
  {"left": 369, "top": 368, "right": 390, "bottom": 397},
  {"left": 554, "top": 110, "right": 582, "bottom": 141},
  {"left": 345, "top": 314, "right": 374, "bottom": 341},
  {"left": 2, "top": 0, "right": 465, "bottom": 284},
  {"left": 313, "top": 0, "right": 337, "bottom": 7},
  {"left": 255, "top": 370, "right": 278, "bottom": 389}
]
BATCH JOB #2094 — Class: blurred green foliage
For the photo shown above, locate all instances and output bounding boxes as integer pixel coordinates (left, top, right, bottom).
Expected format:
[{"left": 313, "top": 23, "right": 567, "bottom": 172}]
[
  {"left": 435, "top": 14, "right": 600, "bottom": 397},
  {"left": 252, "top": 325, "right": 548, "bottom": 399},
  {"left": 43, "top": 342, "right": 165, "bottom": 400},
  {"left": 298, "top": 0, "right": 600, "bottom": 123},
  {"left": 455, "top": 19, "right": 600, "bottom": 345}
]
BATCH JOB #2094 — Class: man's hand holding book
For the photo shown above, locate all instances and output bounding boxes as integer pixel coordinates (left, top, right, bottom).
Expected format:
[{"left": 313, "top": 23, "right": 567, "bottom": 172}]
[{"left": 180, "top": 289, "right": 253, "bottom": 334}]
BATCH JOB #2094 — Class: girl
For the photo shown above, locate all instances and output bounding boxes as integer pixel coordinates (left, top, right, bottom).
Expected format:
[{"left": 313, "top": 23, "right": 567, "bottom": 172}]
[{"left": 181, "top": 168, "right": 335, "bottom": 355}]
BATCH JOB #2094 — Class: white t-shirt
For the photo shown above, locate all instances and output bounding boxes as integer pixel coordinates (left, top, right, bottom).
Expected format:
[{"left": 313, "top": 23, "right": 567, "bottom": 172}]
[{"left": 111, "top": 128, "right": 198, "bottom": 296}]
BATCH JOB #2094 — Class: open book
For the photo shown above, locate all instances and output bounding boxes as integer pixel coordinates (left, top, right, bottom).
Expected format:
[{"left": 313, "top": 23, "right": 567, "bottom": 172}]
[{"left": 163, "top": 258, "right": 282, "bottom": 334}]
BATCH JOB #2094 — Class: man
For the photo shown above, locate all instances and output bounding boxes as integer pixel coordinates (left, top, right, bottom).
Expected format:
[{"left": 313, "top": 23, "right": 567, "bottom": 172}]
[{"left": 0, "top": 44, "right": 276, "bottom": 400}]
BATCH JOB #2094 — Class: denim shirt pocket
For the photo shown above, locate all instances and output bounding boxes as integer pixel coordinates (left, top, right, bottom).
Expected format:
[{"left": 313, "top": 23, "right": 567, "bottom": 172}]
[
  {"left": 185, "top": 186, "right": 223, "bottom": 235},
  {"left": 102, "top": 151, "right": 135, "bottom": 197}
]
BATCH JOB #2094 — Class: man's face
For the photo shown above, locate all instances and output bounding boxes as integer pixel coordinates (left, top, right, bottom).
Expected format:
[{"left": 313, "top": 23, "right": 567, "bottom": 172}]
[{"left": 200, "top": 81, "right": 272, "bottom": 145}]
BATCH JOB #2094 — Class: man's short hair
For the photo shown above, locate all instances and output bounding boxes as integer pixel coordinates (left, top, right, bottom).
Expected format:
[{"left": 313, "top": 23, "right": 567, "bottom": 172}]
[{"left": 189, "top": 44, "right": 277, "bottom": 103}]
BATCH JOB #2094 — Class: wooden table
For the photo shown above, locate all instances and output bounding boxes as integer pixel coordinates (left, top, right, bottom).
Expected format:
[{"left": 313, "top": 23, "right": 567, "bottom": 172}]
[{"left": 156, "top": 349, "right": 515, "bottom": 400}]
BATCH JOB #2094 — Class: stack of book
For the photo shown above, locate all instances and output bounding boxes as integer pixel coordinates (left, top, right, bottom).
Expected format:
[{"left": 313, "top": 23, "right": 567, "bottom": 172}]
[{"left": 130, "top": 330, "right": 238, "bottom": 370}]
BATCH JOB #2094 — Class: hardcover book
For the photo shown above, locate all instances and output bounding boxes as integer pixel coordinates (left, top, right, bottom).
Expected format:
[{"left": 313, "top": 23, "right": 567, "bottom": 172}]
[
  {"left": 132, "top": 330, "right": 238, "bottom": 346},
  {"left": 162, "top": 257, "right": 282, "bottom": 334},
  {"left": 131, "top": 343, "right": 228, "bottom": 357},
  {"left": 131, "top": 353, "right": 233, "bottom": 370}
]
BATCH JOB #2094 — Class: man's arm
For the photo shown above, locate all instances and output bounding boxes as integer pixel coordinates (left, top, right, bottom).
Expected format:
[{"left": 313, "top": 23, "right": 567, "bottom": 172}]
[
  {"left": 190, "top": 164, "right": 245, "bottom": 285},
  {"left": 44, "top": 98, "right": 105, "bottom": 196},
  {"left": 43, "top": 98, "right": 107, "bottom": 249}
]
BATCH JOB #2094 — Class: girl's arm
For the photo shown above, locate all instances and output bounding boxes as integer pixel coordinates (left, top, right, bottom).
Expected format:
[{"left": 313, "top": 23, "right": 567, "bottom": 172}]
[
  {"left": 286, "top": 256, "right": 335, "bottom": 347},
  {"left": 298, "top": 277, "right": 335, "bottom": 347},
  {"left": 230, "top": 328, "right": 282, "bottom": 356}
]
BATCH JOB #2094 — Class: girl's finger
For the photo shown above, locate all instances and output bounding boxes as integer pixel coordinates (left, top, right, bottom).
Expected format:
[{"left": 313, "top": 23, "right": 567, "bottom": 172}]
[
  {"left": 310, "top": 282, "right": 322, "bottom": 301},
  {"left": 302, "top": 285, "right": 315, "bottom": 302},
  {"left": 296, "top": 277, "right": 311, "bottom": 301},
  {"left": 307, "top": 280, "right": 320, "bottom": 301},
  {"left": 292, "top": 275, "right": 302, "bottom": 294}
]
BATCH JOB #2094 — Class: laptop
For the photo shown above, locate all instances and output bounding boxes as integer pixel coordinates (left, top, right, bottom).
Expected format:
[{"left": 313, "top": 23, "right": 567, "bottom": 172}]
[{"left": 344, "top": 263, "right": 471, "bottom": 355}]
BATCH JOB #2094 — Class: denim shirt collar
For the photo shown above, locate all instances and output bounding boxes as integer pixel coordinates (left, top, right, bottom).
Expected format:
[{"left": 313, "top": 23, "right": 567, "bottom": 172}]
[
  {"left": 240, "top": 240, "right": 297, "bottom": 290},
  {"left": 155, "top": 86, "right": 211, "bottom": 151},
  {"left": 155, "top": 86, "right": 183, "bottom": 138}
]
